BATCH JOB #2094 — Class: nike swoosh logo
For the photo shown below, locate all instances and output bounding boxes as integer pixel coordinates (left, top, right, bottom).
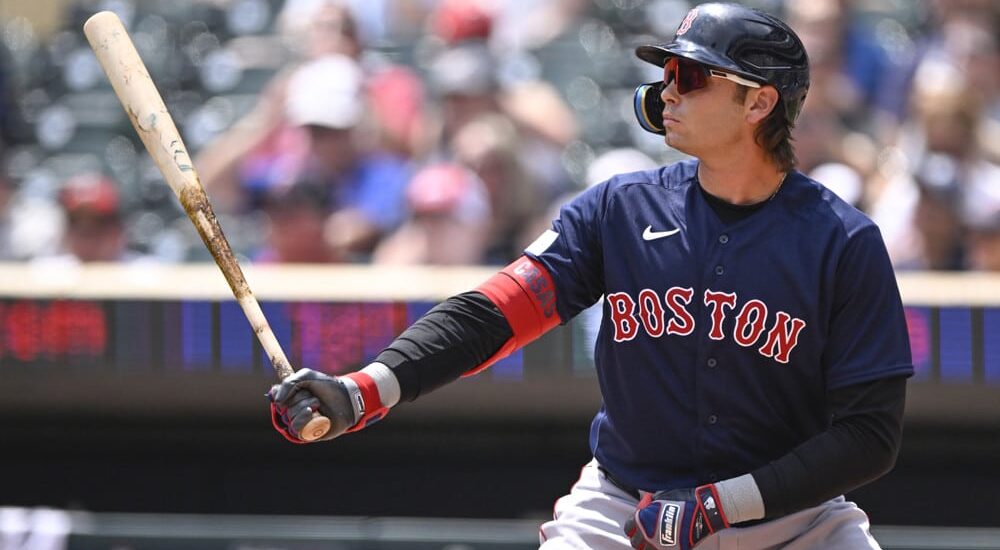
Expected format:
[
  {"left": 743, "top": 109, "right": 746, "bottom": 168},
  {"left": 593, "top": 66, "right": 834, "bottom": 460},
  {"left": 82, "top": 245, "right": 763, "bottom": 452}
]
[{"left": 642, "top": 225, "right": 680, "bottom": 241}]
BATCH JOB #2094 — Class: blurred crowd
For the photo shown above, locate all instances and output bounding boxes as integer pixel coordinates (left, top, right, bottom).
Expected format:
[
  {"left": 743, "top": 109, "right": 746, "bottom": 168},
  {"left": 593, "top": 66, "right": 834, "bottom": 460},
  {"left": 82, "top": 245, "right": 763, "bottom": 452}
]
[{"left": 0, "top": 0, "right": 999, "bottom": 270}]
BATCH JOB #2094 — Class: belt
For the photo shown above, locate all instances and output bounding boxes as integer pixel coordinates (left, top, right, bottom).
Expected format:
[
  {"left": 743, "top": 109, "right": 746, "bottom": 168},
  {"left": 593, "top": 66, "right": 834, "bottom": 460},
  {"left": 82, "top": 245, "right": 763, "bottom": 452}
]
[{"left": 597, "top": 466, "right": 642, "bottom": 500}]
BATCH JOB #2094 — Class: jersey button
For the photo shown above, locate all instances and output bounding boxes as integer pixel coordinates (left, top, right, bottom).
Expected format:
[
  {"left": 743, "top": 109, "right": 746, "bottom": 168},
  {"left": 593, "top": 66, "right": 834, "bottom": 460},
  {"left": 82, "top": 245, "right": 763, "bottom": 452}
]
[
  {"left": 707, "top": 358, "right": 717, "bottom": 368},
  {"left": 719, "top": 234, "right": 729, "bottom": 244},
  {"left": 714, "top": 265, "right": 724, "bottom": 276},
  {"left": 707, "top": 414, "right": 718, "bottom": 425}
]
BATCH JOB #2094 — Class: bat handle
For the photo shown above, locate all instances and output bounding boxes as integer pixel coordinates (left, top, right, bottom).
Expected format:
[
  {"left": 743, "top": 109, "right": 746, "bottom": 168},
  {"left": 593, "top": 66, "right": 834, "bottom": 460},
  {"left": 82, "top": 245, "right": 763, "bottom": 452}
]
[
  {"left": 301, "top": 413, "right": 332, "bottom": 442},
  {"left": 274, "top": 358, "right": 330, "bottom": 441}
]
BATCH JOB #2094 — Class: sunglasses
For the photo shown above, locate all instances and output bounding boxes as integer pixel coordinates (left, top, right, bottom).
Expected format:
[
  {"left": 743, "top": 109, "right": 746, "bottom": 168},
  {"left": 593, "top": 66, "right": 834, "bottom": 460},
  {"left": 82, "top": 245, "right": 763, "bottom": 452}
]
[
  {"left": 633, "top": 57, "right": 765, "bottom": 135},
  {"left": 664, "top": 57, "right": 762, "bottom": 95}
]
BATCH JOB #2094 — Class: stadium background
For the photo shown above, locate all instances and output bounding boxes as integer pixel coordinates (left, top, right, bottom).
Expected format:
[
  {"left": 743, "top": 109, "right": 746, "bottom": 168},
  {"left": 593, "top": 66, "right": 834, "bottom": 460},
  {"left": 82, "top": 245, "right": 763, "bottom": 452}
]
[{"left": 1, "top": 0, "right": 999, "bottom": 548}]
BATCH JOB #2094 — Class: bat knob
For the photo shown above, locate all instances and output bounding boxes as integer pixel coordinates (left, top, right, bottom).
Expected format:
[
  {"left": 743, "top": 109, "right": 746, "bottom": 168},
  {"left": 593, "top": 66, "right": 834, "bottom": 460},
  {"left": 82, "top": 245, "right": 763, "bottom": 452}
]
[{"left": 301, "top": 413, "right": 332, "bottom": 441}]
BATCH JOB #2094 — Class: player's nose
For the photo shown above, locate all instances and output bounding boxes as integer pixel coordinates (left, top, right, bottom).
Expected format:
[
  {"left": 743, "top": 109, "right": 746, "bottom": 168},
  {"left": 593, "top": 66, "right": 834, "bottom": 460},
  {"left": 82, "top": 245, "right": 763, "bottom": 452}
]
[{"left": 661, "top": 79, "right": 679, "bottom": 104}]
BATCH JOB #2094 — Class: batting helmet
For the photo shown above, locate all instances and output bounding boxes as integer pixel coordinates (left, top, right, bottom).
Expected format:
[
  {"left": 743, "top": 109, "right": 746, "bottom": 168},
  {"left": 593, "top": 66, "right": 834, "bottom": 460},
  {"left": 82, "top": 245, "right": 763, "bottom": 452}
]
[{"left": 633, "top": 2, "right": 809, "bottom": 134}]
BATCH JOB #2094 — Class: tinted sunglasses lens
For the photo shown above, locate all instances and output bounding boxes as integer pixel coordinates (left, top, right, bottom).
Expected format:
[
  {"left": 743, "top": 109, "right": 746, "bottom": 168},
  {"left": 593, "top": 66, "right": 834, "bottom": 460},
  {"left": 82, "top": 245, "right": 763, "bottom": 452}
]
[
  {"left": 666, "top": 58, "right": 708, "bottom": 94},
  {"left": 677, "top": 59, "right": 708, "bottom": 94}
]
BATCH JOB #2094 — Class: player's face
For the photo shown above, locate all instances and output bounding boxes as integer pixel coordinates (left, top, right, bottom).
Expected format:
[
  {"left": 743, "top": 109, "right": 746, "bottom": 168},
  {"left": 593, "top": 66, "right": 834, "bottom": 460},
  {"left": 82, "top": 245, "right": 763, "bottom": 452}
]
[{"left": 658, "top": 59, "right": 755, "bottom": 156}]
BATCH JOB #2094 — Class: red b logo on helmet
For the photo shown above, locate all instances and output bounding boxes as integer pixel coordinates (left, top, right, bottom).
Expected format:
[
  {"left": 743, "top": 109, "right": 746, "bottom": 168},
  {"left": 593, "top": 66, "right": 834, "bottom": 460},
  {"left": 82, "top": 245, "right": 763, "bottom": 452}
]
[{"left": 677, "top": 8, "right": 698, "bottom": 36}]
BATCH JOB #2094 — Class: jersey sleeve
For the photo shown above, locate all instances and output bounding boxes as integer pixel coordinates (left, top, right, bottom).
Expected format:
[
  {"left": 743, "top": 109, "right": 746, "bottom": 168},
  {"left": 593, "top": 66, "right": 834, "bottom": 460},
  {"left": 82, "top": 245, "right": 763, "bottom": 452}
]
[
  {"left": 523, "top": 182, "right": 609, "bottom": 323},
  {"left": 823, "top": 225, "right": 914, "bottom": 389}
]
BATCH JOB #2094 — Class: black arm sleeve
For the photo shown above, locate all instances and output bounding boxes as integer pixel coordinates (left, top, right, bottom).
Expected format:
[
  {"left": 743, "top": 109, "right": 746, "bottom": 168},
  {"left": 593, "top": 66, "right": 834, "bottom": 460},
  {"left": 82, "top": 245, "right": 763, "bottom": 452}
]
[
  {"left": 751, "top": 375, "right": 907, "bottom": 518},
  {"left": 373, "top": 291, "right": 513, "bottom": 402}
]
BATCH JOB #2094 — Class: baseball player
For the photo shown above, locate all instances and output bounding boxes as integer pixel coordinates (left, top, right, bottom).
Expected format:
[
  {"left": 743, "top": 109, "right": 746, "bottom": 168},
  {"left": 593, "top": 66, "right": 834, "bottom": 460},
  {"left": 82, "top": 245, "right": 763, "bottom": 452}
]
[{"left": 269, "top": 4, "right": 913, "bottom": 549}]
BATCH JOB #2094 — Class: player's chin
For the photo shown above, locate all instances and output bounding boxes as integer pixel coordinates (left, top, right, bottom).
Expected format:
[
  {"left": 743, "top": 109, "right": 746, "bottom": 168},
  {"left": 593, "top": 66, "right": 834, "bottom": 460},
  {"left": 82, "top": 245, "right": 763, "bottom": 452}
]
[{"left": 663, "top": 132, "right": 688, "bottom": 151}]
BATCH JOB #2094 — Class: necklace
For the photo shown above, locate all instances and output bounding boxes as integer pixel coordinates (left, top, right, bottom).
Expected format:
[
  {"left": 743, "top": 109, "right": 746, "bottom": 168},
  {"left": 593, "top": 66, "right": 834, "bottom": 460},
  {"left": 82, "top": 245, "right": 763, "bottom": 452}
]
[
  {"left": 696, "top": 169, "right": 789, "bottom": 205},
  {"left": 767, "top": 172, "right": 788, "bottom": 202}
]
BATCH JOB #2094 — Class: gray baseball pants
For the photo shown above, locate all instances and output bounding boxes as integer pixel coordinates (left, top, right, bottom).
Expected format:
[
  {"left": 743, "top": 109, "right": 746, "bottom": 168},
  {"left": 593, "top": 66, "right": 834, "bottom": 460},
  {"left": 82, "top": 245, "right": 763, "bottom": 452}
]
[{"left": 539, "top": 460, "right": 880, "bottom": 549}]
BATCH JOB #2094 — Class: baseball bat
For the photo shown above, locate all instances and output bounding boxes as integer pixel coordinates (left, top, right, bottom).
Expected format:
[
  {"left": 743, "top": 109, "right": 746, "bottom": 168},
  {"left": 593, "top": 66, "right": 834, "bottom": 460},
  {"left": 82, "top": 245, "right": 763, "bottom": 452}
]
[{"left": 83, "top": 11, "right": 331, "bottom": 441}]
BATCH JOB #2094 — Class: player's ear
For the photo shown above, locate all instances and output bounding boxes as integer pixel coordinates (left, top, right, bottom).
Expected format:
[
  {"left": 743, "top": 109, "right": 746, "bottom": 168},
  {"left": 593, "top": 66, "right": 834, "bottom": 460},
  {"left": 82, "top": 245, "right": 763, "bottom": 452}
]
[{"left": 745, "top": 86, "right": 780, "bottom": 125}]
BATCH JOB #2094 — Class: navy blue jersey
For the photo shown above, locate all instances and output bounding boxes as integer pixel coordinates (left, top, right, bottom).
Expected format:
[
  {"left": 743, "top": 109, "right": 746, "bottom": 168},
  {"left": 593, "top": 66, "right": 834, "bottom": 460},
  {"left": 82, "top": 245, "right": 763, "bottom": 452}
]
[{"left": 523, "top": 159, "right": 913, "bottom": 492}]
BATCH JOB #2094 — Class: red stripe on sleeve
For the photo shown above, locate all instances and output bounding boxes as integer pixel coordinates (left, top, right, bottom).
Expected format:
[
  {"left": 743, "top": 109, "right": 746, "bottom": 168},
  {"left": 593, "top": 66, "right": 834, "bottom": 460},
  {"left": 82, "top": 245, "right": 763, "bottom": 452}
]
[{"left": 468, "top": 256, "right": 561, "bottom": 375}]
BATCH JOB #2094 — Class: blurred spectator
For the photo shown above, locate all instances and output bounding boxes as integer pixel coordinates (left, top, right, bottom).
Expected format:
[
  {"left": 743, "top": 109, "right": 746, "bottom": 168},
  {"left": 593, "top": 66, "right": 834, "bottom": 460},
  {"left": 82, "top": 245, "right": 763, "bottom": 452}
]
[
  {"left": 491, "top": 0, "right": 594, "bottom": 79},
  {"left": 280, "top": 0, "right": 432, "bottom": 158},
  {"left": 367, "top": 66, "right": 430, "bottom": 159},
  {"left": 785, "top": 0, "right": 866, "bottom": 127},
  {"left": 428, "top": 0, "right": 493, "bottom": 45},
  {"left": 197, "top": 1, "right": 368, "bottom": 212},
  {"left": 257, "top": 181, "right": 338, "bottom": 263},
  {"left": 876, "top": 2, "right": 1000, "bottom": 137},
  {"left": 285, "top": 58, "right": 413, "bottom": 259},
  {"left": 961, "top": 163, "right": 1000, "bottom": 271},
  {"left": 449, "top": 114, "right": 546, "bottom": 264},
  {"left": 427, "top": 41, "right": 503, "bottom": 150},
  {"left": 200, "top": 54, "right": 411, "bottom": 261},
  {"left": 278, "top": 0, "right": 364, "bottom": 60},
  {"left": 490, "top": 0, "right": 623, "bottom": 150},
  {"left": 785, "top": 0, "right": 873, "bottom": 208},
  {"left": 908, "top": 18, "right": 998, "bottom": 127},
  {"left": 500, "top": 80, "right": 578, "bottom": 202},
  {"left": 425, "top": 40, "right": 576, "bottom": 200},
  {"left": 374, "top": 163, "right": 491, "bottom": 265},
  {"left": 198, "top": 1, "right": 427, "bottom": 208},
  {"left": 784, "top": 1, "right": 855, "bottom": 170},
  {"left": 910, "top": 155, "right": 966, "bottom": 270},
  {"left": 56, "top": 173, "right": 129, "bottom": 263},
  {"left": 871, "top": 72, "right": 990, "bottom": 269},
  {"left": 279, "top": 0, "right": 402, "bottom": 49}
]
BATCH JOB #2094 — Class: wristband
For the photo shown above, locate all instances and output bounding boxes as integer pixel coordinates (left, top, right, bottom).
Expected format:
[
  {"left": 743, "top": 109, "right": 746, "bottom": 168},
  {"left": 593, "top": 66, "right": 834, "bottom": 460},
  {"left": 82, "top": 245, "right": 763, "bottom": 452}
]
[
  {"left": 341, "top": 363, "right": 398, "bottom": 433},
  {"left": 714, "top": 474, "right": 765, "bottom": 524}
]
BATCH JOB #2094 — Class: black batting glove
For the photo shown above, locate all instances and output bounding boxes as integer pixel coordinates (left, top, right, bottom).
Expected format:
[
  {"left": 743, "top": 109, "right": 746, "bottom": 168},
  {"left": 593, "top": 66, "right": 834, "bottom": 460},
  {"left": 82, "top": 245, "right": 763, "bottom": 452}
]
[{"left": 267, "top": 368, "right": 360, "bottom": 443}]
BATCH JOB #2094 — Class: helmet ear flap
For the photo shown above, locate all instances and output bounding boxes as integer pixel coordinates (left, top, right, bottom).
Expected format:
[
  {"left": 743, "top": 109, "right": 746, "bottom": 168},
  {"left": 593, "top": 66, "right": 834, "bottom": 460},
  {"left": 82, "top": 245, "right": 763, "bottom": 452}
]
[{"left": 634, "top": 82, "right": 666, "bottom": 135}]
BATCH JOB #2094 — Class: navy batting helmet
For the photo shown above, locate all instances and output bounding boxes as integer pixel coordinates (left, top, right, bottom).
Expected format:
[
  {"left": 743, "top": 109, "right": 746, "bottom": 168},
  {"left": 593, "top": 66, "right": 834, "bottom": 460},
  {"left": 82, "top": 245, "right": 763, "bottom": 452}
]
[{"left": 633, "top": 2, "right": 809, "bottom": 134}]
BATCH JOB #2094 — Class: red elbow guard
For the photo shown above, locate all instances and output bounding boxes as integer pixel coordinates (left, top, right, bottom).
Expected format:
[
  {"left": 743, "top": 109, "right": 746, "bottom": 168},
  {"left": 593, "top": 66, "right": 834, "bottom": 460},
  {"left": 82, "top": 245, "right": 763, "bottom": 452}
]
[{"left": 468, "top": 256, "right": 562, "bottom": 375}]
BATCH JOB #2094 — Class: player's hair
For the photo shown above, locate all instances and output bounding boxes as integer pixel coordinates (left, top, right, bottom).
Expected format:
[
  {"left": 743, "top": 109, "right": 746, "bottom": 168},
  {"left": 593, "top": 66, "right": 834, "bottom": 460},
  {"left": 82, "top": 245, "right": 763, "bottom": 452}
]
[{"left": 736, "top": 86, "right": 796, "bottom": 173}]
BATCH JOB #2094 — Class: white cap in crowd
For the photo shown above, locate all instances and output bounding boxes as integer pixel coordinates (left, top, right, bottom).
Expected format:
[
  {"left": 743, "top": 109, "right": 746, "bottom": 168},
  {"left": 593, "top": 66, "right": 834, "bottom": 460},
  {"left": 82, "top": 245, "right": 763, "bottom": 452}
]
[{"left": 285, "top": 54, "right": 365, "bottom": 129}]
